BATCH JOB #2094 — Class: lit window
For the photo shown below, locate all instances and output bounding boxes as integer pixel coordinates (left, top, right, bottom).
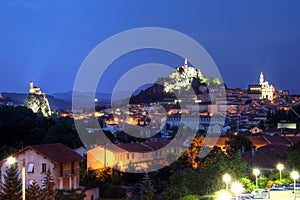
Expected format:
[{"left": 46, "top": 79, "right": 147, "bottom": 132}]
[{"left": 28, "top": 163, "right": 34, "bottom": 173}]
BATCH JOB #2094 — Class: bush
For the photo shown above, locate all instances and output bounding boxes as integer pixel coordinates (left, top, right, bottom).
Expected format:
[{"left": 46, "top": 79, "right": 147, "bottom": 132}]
[
  {"left": 102, "top": 186, "right": 126, "bottom": 199},
  {"left": 240, "top": 177, "right": 255, "bottom": 193},
  {"left": 180, "top": 194, "right": 200, "bottom": 200}
]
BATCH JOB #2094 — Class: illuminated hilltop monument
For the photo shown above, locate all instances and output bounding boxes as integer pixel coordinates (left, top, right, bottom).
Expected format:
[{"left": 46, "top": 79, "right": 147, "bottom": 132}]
[
  {"left": 164, "top": 58, "right": 203, "bottom": 93},
  {"left": 24, "top": 81, "right": 51, "bottom": 117}
]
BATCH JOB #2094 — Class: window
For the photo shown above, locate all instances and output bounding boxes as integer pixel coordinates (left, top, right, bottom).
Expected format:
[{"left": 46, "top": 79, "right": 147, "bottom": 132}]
[
  {"left": 71, "top": 161, "right": 74, "bottom": 174},
  {"left": 42, "top": 163, "right": 46, "bottom": 173},
  {"left": 27, "top": 163, "right": 34, "bottom": 173},
  {"left": 60, "top": 163, "right": 63, "bottom": 177}
]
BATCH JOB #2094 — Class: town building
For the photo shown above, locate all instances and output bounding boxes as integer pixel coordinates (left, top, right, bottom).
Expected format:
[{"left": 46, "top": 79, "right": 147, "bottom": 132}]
[{"left": 0, "top": 143, "right": 83, "bottom": 191}]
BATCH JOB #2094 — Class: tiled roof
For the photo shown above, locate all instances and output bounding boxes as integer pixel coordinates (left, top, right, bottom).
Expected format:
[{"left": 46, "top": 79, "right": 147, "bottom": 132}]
[
  {"left": 6, "top": 143, "right": 84, "bottom": 164},
  {"left": 242, "top": 144, "right": 288, "bottom": 169},
  {"left": 264, "top": 136, "right": 291, "bottom": 146},
  {"left": 248, "top": 136, "right": 269, "bottom": 148},
  {"left": 117, "top": 143, "right": 151, "bottom": 152},
  {"left": 287, "top": 136, "right": 300, "bottom": 145},
  {"left": 203, "top": 136, "right": 227, "bottom": 147},
  {"left": 29, "top": 143, "right": 83, "bottom": 163},
  {"left": 142, "top": 140, "right": 170, "bottom": 150},
  {"left": 0, "top": 143, "right": 83, "bottom": 165}
]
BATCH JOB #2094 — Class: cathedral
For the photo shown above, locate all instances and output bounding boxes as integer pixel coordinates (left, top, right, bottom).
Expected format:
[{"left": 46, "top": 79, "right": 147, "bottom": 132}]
[
  {"left": 259, "top": 72, "right": 275, "bottom": 100},
  {"left": 249, "top": 72, "right": 275, "bottom": 100}
]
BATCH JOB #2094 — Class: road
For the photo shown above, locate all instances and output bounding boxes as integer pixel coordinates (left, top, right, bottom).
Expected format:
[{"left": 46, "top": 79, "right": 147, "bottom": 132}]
[{"left": 269, "top": 190, "right": 300, "bottom": 200}]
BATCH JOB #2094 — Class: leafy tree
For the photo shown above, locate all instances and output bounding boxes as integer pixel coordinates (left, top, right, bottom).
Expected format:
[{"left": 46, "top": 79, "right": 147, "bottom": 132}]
[
  {"left": 0, "top": 106, "right": 47, "bottom": 147},
  {"left": 226, "top": 131, "right": 252, "bottom": 153},
  {"left": 26, "top": 180, "right": 43, "bottom": 200},
  {"left": 172, "top": 136, "right": 205, "bottom": 170},
  {"left": 102, "top": 185, "right": 127, "bottom": 199},
  {"left": 167, "top": 147, "right": 247, "bottom": 197},
  {"left": 286, "top": 142, "right": 300, "bottom": 171},
  {"left": 240, "top": 177, "right": 255, "bottom": 193},
  {"left": 0, "top": 164, "right": 22, "bottom": 200},
  {"left": 180, "top": 195, "right": 200, "bottom": 200},
  {"left": 43, "top": 118, "right": 82, "bottom": 148},
  {"left": 41, "top": 169, "right": 55, "bottom": 200},
  {"left": 165, "top": 185, "right": 191, "bottom": 200}
]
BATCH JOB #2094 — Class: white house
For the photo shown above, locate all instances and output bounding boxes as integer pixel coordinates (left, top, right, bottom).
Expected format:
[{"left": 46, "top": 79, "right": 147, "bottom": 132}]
[{"left": 0, "top": 143, "right": 83, "bottom": 191}]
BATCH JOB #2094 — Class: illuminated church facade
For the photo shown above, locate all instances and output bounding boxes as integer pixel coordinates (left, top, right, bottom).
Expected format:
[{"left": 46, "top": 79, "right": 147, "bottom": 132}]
[
  {"left": 248, "top": 72, "right": 275, "bottom": 100},
  {"left": 259, "top": 72, "right": 275, "bottom": 100}
]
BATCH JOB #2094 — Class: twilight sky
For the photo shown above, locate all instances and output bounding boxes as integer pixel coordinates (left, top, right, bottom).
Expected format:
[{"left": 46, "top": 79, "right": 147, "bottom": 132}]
[{"left": 1, "top": 1, "right": 300, "bottom": 94}]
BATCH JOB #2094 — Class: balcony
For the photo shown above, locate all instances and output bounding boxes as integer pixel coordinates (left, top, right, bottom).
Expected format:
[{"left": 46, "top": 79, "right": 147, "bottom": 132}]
[{"left": 57, "top": 168, "right": 80, "bottom": 178}]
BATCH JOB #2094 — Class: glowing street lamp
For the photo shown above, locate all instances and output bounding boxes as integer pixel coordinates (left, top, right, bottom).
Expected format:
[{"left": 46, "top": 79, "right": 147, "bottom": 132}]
[
  {"left": 7, "top": 156, "right": 16, "bottom": 165},
  {"left": 277, "top": 163, "right": 284, "bottom": 183},
  {"left": 6, "top": 156, "right": 26, "bottom": 200},
  {"left": 223, "top": 173, "right": 231, "bottom": 194},
  {"left": 253, "top": 168, "right": 260, "bottom": 189},
  {"left": 231, "top": 181, "right": 245, "bottom": 195},
  {"left": 291, "top": 171, "right": 299, "bottom": 200}
]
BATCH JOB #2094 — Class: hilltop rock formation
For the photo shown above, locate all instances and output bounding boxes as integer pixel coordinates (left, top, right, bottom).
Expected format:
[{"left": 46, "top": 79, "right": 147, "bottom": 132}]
[{"left": 24, "top": 81, "right": 51, "bottom": 117}]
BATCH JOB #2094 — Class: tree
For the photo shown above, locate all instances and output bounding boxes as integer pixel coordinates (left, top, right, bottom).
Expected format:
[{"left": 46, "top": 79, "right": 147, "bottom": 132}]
[
  {"left": 0, "top": 164, "right": 22, "bottom": 200},
  {"left": 172, "top": 136, "right": 205, "bottom": 170},
  {"left": 167, "top": 148, "right": 248, "bottom": 197},
  {"left": 41, "top": 169, "right": 55, "bottom": 200},
  {"left": 286, "top": 142, "right": 300, "bottom": 171},
  {"left": 140, "top": 173, "right": 155, "bottom": 200},
  {"left": 226, "top": 131, "right": 252, "bottom": 153},
  {"left": 26, "top": 180, "right": 43, "bottom": 200}
]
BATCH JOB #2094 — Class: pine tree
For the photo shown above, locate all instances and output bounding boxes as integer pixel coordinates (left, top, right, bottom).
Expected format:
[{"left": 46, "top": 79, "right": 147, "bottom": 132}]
[
  {"left": 0, "top": 164, "right": 22, "bottom": 200},
  {"left": 140, "top": 173, "right": 155, "bottom": 200},
  {"left": 26, "top": 180, "right": 43, "bottom": 200},
  {"left": 41, "top": 169, "right": 55, "bottom": 200}
]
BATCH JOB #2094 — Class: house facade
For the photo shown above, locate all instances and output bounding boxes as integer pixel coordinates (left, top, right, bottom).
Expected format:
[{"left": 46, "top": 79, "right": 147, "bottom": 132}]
[
  {"left": 0, "top": 143, "right": 83, "bottom": 191},
  {"left": 87, "top": 140, "right": 186, "bottom": 171}
]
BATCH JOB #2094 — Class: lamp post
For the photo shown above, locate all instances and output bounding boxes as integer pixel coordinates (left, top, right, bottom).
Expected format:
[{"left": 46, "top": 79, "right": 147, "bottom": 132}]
[
  {"left": 277, "top": 163, "right": 284, "bottom": 183},
  {"left": 291, "top": 171, "right": 299, "bottom": 200},
  {"left": 223, "top": 173, "right": 231, "bottom": 194},
  {"left": 6, "top": 156, "right": 25, "bottom": 200},
  {"left": 22, "top": 159, "right": 25, "bottom": 200},
  {"left": 253, "top": 168, "right": 260, "bottom": 189}
]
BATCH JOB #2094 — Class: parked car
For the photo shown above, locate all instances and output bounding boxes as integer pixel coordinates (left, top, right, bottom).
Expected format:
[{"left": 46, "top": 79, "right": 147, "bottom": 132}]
[
  {"left": 269, "top": 184, "right": 288, "bottom": 191},
  {"left": 231, "top": 194, "right": 254, "bottom": 199},
  {"left": 251, "top": 189, "right": 270, "bottom": 199},
  {"left": 287, "top": 183, "right": 300, "bottom": 190}
]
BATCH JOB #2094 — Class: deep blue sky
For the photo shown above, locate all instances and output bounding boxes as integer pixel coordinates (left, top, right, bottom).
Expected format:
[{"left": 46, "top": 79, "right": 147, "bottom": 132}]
[{"left": 1, "top": 1, "right": 300, "bottom": 94}]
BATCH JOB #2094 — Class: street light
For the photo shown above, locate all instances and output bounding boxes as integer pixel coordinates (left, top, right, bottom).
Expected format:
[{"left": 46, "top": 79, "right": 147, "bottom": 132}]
[
  {"left": 291, "top": 171, "right": 299, "bottom": 200},
  {"left": 223, "top": 173, "right": 232, "bottom": 194},
  {"left": 253, "top": 168, "right": 260, "bottom": 189},
  {"left": 7, "top": 156, "right": 16, "bottom": 165},
  {"left": 277, "top": 163, "right": 284, "bottom": 183},
  {"left": 231, "top": 181, "right": 245, "bottom": 195},
  {"left": 6, "top": 156, "right": 25, "bottom": 200}
]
